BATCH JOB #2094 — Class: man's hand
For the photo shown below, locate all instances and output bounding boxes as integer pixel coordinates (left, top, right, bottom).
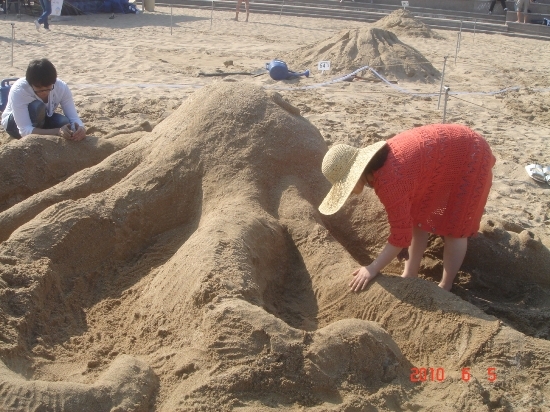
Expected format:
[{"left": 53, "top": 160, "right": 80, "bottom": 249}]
[
  {"left": 349, "top": 265, "right": 378, "bottom": 292},
  {"left": 59, "top": 124, "right": 72, "bottom": 139},
  {"left": 59, "top": 124, "right": 86, "bottom": 141},
  {"left": 72, "top": 124, "right": 86, "bottom": 141}
]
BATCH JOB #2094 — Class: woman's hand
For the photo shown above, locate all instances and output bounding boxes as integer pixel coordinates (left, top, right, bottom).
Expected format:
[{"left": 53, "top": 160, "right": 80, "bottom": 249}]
[
  {"left": 349, "top": 243, "right": 403, "bottom": 292},
  {"left": 349, "top": 265, "right": 378, "bottom": 292}
]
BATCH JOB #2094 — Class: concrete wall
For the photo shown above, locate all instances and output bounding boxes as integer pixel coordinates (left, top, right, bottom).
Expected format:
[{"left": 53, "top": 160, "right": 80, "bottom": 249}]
[
  {"left": 357, "top": 0, "right": 546, "bottom": 15},
  {"left": 365, "top": 0, "right": 512, "bottom": 13}
]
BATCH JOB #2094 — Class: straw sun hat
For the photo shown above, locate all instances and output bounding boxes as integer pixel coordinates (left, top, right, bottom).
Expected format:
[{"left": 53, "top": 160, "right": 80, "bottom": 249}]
[{"left": 319, "top": 141, "right": 387, "bottom": 215}]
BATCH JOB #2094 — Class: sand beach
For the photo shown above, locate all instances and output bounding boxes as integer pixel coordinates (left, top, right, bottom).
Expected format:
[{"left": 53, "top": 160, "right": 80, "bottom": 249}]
[{"left": 0, "top": 6, "right": 549, "bottom": 411}]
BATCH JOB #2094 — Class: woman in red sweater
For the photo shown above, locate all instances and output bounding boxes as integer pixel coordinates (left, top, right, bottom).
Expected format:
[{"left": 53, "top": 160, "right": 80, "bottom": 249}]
[{"left": 319, "top": 124, "right": 495, "bottom": 292}]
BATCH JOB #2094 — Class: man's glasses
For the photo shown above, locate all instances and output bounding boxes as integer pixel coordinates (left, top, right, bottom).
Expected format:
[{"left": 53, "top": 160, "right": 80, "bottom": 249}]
[{"left": 32, "top": 84, "right": 55, "bottom": 94}]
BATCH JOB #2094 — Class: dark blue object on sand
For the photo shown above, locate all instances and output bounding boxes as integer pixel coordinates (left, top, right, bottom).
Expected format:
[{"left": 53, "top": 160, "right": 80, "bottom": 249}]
[
  {"left": 266, "top": 60, "right": 289, "bottom": 80},
  {"left": 266, "top": 60, "right": 309, "bottom": 81},
  {"left": 1, "top": 78, "right": 19, "bottom": 112}
]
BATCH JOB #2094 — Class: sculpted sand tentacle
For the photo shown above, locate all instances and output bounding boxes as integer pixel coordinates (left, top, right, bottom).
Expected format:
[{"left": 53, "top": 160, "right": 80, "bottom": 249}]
[{"left": 0, "top": 355, "right": 157, "bottom": 412}]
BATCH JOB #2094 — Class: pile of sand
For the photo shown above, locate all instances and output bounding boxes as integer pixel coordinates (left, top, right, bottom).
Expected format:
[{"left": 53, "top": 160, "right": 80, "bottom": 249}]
[
  {"left": 1, "top": 82, "right": 549, "bottom": 411},
  {"left": 373, "top": 9, "right": 444, "bottom": 39},
  {"left": 283, "top": 27, "right": 439, "bottom": 81}
]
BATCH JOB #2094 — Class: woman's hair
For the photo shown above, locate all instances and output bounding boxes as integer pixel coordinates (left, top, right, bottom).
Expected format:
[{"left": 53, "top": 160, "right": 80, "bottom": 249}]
[
  {"left": 25, "top": 59, "right": 57, "bottom": 87},
  {"left": 364, "top": 143, "right": 390, "bottom": 174}
]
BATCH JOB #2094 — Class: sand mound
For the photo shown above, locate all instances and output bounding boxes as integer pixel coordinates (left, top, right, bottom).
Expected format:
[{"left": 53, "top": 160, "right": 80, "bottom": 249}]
[
  {"left": 1, "top": 82, "right": 549, "bottom": 410},
  {"left": 283, "top": 27, "right": 439, "bottom": 81},
  {"left": 374, "top": 9, "right": 444, "bottom": 39}
]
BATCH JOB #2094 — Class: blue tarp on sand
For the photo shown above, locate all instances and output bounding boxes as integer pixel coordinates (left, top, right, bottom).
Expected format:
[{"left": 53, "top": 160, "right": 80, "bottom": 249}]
[{"left": 63, "top": 0, "right": 138, "bottom": 14}]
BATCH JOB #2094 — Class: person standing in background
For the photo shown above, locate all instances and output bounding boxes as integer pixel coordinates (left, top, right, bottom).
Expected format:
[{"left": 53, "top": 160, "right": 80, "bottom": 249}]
[
  {"left": 34, "top": 0, "right": 52, "bottom": 31},
  {"left": 516, "top": 0, "right": 535, "bottom": 23},
  {"left": 234, "top": 0, "right": 249, "bottom": 22}
]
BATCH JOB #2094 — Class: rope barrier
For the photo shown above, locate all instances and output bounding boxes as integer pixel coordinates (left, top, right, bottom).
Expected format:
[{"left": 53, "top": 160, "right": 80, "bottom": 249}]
[
  {"left": 280, "top": 57, "right": 547, "bottom": 75},
  {"left": 266, "top": 65, "right": 527, "bottom": 99},
  {"left": 449, "top": 95, "right": 497, "bottom": 111},
  {"left": 266, "top": 66, "right": 550, "bottom": 132},
  {"left": 66, "top": 76, "right": 549, "bottom": 103}
]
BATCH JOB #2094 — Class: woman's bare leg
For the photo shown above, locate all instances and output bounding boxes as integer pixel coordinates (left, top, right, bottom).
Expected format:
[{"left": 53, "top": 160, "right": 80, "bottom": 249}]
[
  {"left": 401, "top": 226, "right": 430, "bottom": 278},
  {"left": 439, "top": 236, "right": 467, "bottom": 291},
  {"left": 244, "top": 0, "right": 249, "bottom": 21},
  {"left": 235, "top": 0, "right": 242, "bottom": 20}
]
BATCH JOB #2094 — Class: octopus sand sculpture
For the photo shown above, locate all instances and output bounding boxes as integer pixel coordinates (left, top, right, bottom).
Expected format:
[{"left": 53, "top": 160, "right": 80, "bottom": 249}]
[{"left": 0, "top": 82, "right": 549, "bottom": 410}]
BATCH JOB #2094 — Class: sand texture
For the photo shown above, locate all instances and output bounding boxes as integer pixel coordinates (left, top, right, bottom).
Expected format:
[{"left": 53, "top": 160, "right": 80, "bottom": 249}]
[
  {"left": 0, "top": 7, "right": 549, "bottom": 412},
  {"left": 373, "top": 9, "right": 445, "bottom": 39},
  {"left": 283, "top": 27, "right": 440, "bottom": 81}
]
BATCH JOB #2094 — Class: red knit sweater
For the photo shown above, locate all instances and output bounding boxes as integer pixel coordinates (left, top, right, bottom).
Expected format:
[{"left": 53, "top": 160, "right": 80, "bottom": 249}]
[{"left": 372, "top": 124, "right": 495, "bottom": 248}]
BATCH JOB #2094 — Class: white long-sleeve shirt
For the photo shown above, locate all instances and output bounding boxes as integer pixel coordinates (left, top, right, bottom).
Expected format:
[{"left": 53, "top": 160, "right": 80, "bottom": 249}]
[{"left": 1, "top": 78, "right": 83, "bottom": 137}]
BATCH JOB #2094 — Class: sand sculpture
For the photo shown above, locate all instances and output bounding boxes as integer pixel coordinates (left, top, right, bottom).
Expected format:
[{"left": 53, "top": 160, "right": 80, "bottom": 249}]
[
  {"left": 373, "top": 9, "right": 444, "bottom": 39},
  {"left": 283, "top": 27, "right": 439, "bottom": 81},
  {"left": 0, "top": 131, "right": 145, "bottom": 215},
  {"left": 1, "top": 82, "right": 549, "bottom": 410}
]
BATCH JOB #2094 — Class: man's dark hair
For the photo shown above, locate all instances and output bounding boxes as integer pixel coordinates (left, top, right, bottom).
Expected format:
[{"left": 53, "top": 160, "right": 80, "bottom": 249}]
[{"left": 25, "top": 59, "right": 57, "bottom": 87}]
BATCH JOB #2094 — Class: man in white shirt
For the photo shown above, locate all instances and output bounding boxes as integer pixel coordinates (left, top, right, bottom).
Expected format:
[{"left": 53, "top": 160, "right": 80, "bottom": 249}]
[{"left": 1, "top": 58, "right": 86, "bottom": 141}]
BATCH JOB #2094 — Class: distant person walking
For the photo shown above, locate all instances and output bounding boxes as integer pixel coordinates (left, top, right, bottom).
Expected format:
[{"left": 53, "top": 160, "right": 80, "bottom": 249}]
[
  {"left": 234, "top": 0, "right": 249, "bottom": 22},
  {"left": 34, "top": 0, "right": 52, "bottom": 31},
  {"left": 488, "top": 0, "right": 508, "bottom": 14}
]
